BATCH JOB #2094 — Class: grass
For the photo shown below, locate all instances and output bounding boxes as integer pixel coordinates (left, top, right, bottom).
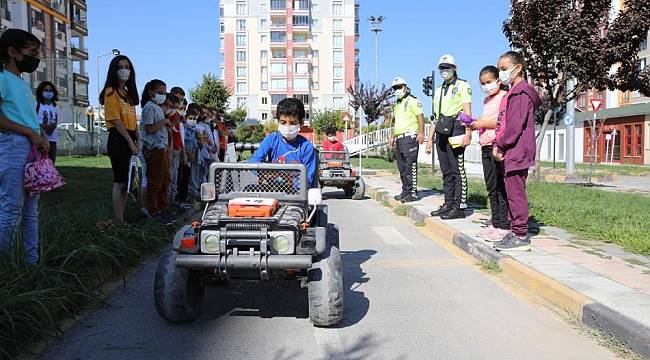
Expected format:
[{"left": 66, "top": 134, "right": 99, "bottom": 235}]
[
  {"left": 381, "top": 200, "right": 392, "bottom": 208},
  {"left": 393, "top": 205, "right": 409, "bottom": 217},
  {"left": 539, "top": 161, "right": 649, "bottom": 177},
  {"left": 478, "top": 260, "right": 502, "bottom": 274},
  {"left": 0, "top": 156, "right": 179, "bottom": 358},
  {"left": 624, "top": 258, "right": 649, "bottom": 268},
  {"left": 359, "top": 157, "right": 650, "bottom": 256}
]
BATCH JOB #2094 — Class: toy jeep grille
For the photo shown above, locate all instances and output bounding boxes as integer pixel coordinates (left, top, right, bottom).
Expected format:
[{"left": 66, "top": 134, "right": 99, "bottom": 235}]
[{"left": 208, "top": 163, "right": 308, "bottom": 202}]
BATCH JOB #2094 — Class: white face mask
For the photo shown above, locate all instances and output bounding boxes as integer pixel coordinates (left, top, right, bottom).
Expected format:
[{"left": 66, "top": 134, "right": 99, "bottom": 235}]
[
  {"left": 394, "top": 89, "right": 406, "bottom": 98},
  {"left": 499, "top": 66, "right": 518, "bottom": 86},
  {"left": 328, "top": 135, "right": 337, "bottom": 142},
  {"left": 186, "top": 119, "right": 196, "bottom": 127},
  {"left": 279, "top": 124, "right": 301, "bottom": 140},
  {"left": 481, "top": 80, "right": 499, "bottom": 95},
  {"left": 153, "top": 93, "right": 166, "bottom": 105},
  {"left": 117, "top": 68, "right": 131, "bottom": 81},
  {"left": 440, "top": 69, "right": 454, "bottom": 81}
]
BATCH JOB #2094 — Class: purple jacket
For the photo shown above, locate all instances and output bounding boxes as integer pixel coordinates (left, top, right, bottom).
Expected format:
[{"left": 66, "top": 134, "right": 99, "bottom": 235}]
[{"left": 495, "top": 80, "right": 541, "bottom": 173}]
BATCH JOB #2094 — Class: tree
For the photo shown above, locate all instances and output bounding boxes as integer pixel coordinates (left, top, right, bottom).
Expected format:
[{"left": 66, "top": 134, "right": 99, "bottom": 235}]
[
  {"left": 188, "top": 73, "right": 231, "bottom": 110},
  {"left": 503, "top": 0, "right": 650, "bottom": 180},
  {"left": 347, "top": 83, "right": 394, "bottom": 128},
  {"left": 311, "top": 109, "right": 345, "bottom": 134},
  {"left": 235, "top": 123, "right": 265, "bottom": 144},
  {"left": 224, "top": 107, "right": 248, "bottom": 126}
]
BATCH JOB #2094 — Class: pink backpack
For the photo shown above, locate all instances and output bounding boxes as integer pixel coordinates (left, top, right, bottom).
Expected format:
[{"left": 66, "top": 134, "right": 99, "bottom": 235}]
[{"left": 24, "top": 146, "right": 65, "bottom": 195}]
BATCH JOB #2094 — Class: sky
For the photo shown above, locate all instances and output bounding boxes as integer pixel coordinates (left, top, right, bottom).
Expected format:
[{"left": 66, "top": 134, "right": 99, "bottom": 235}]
[{"left": 87, "top": 0, "right": 512, "bottom": 116}]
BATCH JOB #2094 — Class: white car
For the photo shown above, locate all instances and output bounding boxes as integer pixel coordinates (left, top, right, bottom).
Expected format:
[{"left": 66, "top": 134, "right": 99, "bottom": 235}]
[{"left": 57, "top": 123, "right": 88, "bottom": 132}]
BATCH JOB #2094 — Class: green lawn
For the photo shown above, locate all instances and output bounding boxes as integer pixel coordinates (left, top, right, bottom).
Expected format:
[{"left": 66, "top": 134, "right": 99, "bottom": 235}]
[
  {"left": 358, "top": 157, "right": 650, "bottom": 256},
  {"left": 539, "top": 161, "right": 649, "bottom": 176},
  {"left": 0, "top": 156, "right": 177, "bottom": 357}
]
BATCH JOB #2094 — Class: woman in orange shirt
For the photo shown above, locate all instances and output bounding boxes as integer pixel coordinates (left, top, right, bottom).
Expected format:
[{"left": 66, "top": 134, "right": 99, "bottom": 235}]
[{"left": 99, "top": 55, "right": 139, "bottom": 225}]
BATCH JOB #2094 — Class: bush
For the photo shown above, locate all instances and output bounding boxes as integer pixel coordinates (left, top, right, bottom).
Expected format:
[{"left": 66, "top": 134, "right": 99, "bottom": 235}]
[
  {"left": 264, "top": 121, "right": 279, "bottom": 134},
  {"left": 224, "top": 107, "right": 248, "bottom": 125},
  {"left": 311, "top": 109, "right": 344, "bottom": 135},
  {"left": 235, "top": 123, "right": 265, "bottom": 143}
]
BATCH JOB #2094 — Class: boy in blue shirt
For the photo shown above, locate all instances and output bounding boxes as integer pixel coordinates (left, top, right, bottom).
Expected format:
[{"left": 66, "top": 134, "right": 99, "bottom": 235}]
[{"left": 249, "top": 98, "right": 317, "bottom": 187}]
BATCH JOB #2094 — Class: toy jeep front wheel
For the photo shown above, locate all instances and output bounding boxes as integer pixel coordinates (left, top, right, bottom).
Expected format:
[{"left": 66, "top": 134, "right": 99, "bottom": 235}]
[
  {"left": 352, "top": 177, "right": 365, "bottom": 200},
  {"left": 154, "top": 250, "right": 205, "bottom": 323},
  {"left": 308, "top": 225, "right": 343, "bottom": 327}
]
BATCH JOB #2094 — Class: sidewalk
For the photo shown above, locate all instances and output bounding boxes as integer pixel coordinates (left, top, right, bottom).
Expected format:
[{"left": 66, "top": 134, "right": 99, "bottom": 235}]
[{"left": 362, "top": 173, "right": 650, "bottom": 358}]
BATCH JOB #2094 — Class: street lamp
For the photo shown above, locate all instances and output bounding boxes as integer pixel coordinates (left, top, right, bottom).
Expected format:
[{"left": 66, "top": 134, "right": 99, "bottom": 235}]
[
  {"left": 368, "top": 16, "right": 385, "bottom": 85},
  {"left": 96, "top": 49, "right": 120, "bottom": 122}
]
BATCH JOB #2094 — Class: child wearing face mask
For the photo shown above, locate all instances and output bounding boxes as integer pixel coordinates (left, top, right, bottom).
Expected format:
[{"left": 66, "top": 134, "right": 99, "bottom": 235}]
[
  {"left": 179, "top": 104, "right": 200, "bottom": 205},
  {"left": 140, "top": 80, "right": 174, "bottom": 224},
  {"left": 36, "top": 81, "right": 60, "bottom": 163},
  {"left": 249, "top": 98, "right": 317, "bottom": 187},
  {"left": 0, "top": 29, "right": 48, "bottom": 263},
  {"left": 322, "top": 128, "right": 344, "bottom": 152},
  {"left": 469, "top": 66, "right": 510, "bottom": 241},
  {"left": 492, "top": 51, "right": 541, "bottom": 252}
]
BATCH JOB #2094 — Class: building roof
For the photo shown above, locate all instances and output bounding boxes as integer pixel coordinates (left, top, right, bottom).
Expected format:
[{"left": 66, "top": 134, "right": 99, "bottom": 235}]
[{"left": 576, "top": 102, "right": 650, "bottom": 121}]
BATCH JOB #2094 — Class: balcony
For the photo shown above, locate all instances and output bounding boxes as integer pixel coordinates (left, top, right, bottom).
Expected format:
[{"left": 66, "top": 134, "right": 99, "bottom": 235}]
[
  {"left": 73, "top": 0, "right": 87, "bottom": 11},
  {"left": 270, "top": 0, "right": 286, "bottom": 13},
  {"left": 73, "top": 71, "right": 89, "bottom": 84},
  {"left": 71, "top": 15, "right": 88, "bottom": 36},
  {"left": 49, "top": 0, "right": 67, "bottom": 16},
  {"left": 70, "top": 44, "right": 88, "bottom": 60}
]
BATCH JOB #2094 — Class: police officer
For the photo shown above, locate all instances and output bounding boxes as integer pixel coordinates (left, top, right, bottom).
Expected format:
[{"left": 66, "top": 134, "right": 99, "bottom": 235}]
[
  {"left": 426, "top": 55, "right": 472, "bottom": 219},
  {"left": 389, "top": 77, "right": 425, "bottom": 203}
]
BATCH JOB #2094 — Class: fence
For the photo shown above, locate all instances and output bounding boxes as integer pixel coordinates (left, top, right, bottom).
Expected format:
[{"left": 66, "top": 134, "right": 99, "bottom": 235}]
[{"left": 56, "top": 130, "right": 108, "bottom": 156}]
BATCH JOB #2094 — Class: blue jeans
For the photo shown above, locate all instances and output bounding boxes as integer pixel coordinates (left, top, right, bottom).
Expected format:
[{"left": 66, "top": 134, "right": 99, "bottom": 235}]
[{"left": 0, "top": 132, "right": 40, "bottom": 263}]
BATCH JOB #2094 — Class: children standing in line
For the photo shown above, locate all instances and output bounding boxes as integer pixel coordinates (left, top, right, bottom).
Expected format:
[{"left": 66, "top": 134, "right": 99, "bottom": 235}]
[
  {"left": 178, "top": 103, "right": 200, "bottom": 206},
  {"left": 493, "top": 51, "right": 541, "bottom": 252},
  {"left": 35, "top": 81, "right": 60, "bottom": 164},
  {"left": 470, "top": 66, "right": 510, "bottom": 241},
  {"left": 140, "top": 80, "right": 173, "bottom": 225},
  {"left": 168, "top": 87, "right": 186, "bottom": 205},
  {"left": 0, "top": 29, "right": 47, "bottom": 263}
]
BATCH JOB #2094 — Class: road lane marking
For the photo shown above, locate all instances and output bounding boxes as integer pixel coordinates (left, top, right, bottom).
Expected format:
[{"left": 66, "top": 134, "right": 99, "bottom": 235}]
[{"left": 370, "top": 226, "right": 413, "bottom": 245}]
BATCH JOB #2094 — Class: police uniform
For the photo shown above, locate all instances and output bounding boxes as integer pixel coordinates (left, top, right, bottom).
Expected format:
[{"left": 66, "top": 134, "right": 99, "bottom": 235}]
[
  {"left": 433, "top": 77, "right": 472, "bottom": 210},
  {"left": 393, "top": 94, "right": 424, "bottom": 198}
]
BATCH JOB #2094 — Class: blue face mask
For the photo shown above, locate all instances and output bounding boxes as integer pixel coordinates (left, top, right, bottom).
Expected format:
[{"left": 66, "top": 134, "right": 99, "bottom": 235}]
[{"left": 43, "top": 91, "right": 54, "bottom": 100}]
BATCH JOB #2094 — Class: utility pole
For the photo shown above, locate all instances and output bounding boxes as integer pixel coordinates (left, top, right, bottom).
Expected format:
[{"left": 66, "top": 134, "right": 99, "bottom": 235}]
[
  {"left": 565, "top": 78, "right": 576, "bottom": 176},
  {"left": 368, "top": 16, "right": 384, "bottom": 85}
]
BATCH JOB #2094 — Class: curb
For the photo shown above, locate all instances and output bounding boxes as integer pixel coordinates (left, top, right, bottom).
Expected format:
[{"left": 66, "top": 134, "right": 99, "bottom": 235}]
[{"left": 366, "top": 185, "right": 650, "bottom": 358}]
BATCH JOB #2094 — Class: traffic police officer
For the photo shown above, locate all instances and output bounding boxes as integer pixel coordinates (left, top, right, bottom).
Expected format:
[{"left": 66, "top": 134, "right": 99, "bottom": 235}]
[
  {"left": 390, "top": 77, "right": 425, "bottom": 203},
  {"left": 426, "top": 54, "right": 472, "bottom": 219}
]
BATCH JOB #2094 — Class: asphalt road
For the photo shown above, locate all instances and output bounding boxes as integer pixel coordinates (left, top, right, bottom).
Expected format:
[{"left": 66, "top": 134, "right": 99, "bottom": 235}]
[{"left": 38, "top": 191, "right": 615, "bottom": 360}]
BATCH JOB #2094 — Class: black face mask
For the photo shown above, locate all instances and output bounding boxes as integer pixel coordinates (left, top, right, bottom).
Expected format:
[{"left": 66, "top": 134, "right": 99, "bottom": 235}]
[{"left": 16, "top": 54, "right": 40, "bottom": 74}]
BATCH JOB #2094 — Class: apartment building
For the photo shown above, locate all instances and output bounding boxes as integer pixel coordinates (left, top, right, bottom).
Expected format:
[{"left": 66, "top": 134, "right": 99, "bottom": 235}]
[
  {"left": 0, "top": 0, "right": 89, "bottom": 125},
  {"left": 219, "top": 0, "right": 360, "bottom": 123}
]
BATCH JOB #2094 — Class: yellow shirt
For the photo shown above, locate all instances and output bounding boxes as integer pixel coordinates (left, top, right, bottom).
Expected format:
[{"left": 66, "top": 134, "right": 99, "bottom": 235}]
[
  {"left": 393, "top": 95, "right": 424, "bottom": 135},
  {"left": 104, "top": 88, "right": 137, "bottom": 131},
  {"left": 433, "top": 78, "right": 472, "bottom": 118}
]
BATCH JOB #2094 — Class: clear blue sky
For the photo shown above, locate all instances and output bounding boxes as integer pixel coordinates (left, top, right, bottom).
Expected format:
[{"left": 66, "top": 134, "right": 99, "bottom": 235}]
[{"left": 87, "top": 0, "right": 512, "bottom": 116}]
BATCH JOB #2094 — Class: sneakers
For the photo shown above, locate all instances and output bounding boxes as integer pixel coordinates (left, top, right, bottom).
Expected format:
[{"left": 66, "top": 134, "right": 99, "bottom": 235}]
[
  {"left": 485, "top": 228, "right": 510, "bottom": 242},
  {"left": 394, "top": 193, "right": 406, "bottom": 201},
  {"left": 401, "top": 194, "right": 418, "bottom": 203},
  {"left": 440, "top": 208, "right": 466, "bottom": 220},
  {"left": 478, "top": 225, "right": 497, "bottom": 237},
  {"left": 430, "top": 204, "right": 452, "bottom": 217},
  {"left": 494, "top": 233, "right": 531, "bottom": 252},
  {"left": 179, "top": 202, "right": 194, "bottom": 210}
]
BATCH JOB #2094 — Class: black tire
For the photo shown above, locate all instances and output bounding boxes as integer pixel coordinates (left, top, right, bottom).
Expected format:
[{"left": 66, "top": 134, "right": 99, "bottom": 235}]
[
  {"left": 154, "top": 250, "right": 205, "bottom": 323},
  {"left": 343, "top": 184, "right": 354, "bottom": 197},
  {"left": 308, "top": 225, "right": 343, "bottom": 327},
  {"left": 352, "top": 177, "right": 365, "bottom": 200}
]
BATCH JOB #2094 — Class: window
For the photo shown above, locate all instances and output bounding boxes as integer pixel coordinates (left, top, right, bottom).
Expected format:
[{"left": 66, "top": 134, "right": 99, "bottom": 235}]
[
  {"left": 270, "top": 63, "right": 286, "bottom": 75},
  {"left": 638, "top": 58, "right": 647, "bottom": 72},
  {"left": 311, "top": 34, "right": 319, "bottom": 42},
  {"left": 262, "top": 97, "right": 268, "bottom": 105},
  {"left": 271, "top": 79, "right": 287, "bottom": 90},
  {"left": 31, "top": 9, "right": 45, "bottom": 32},
  {"left": 311, "top": 19, "right": 320, "bottom": 28},
  {"left": 220, "top": 37, "right": 224, "bottom": 49},
  {"left": 625, "top": 125, "right": 632, "bottom": 156},
  {"left": 635, "top": 125, "right": 642, "bottom": 157},
  {"left": 312, "top": 81, "right": 319, "bottom": 90},
  {"left": 272, "top": 50, "right": 286, "bottom": 59},
  {"left": 261, "top": 66, "right": 268, "bottom": 77},
  {"left": 261, "top": 81, "right": 268, "bottom": 90},
  {"left": 332, "top": 1, "right": 343, "bottom": 16},
  {"left": 220, "top": 67, "right": 225, "bottom": 79},
  {"left": 295, "top": 63, "right": 309, "bottom": 74},
  {"left": 271, "top": 31, "right": 286, "bottom": 42},
  {"left": 311, "top": 2, "right": 319, "bottom": 12},
  {"left": 333, "top": 34, "right": 343, "bottom": 48},
  {"left": 261, "top": 50, "right": 268, "bottom": 61},
  {"left": 237, "top": 81, "right": 247, "bottom": 94},
  {"left": 622, "top": 91, "right": 630, "bottom": 103},
  {"left": 333, "top": 19, "right": 343, "bottom": 30},
  {"left": 293, "top": 33, "right": 308, "bottom": 42},
  {"left": 293, "top": 0, "right": 309, "bottom": 10},
  {"left": 260, "top": 3, "right": 267, "bottom": 13},
  {"left": 294, "top": 50, "right": 307, "bottom": 59},
  {"left": 640, "top": 37, "right": 648, "bottom": 51},
  {"left": 236, "top": 34, "right": 247, "bottom": 47},
  {"left": 236, "top": 1, "right": 247, "bottom": 15},
  {"left": 312, "top": 66, "right": 319, "bottom": 74},
  {"left": 311, "top": 50, "right": 319, "bottom": 59},
  {"left": 333, "top": 81, "right": 343, "bottom": 93},
  {"left": 333, "top": 96, "right": 344, "bottom": 109},
  {"left": 546, "top": 134, "right": 552, "bottom": 159},
  {"left": 220, "top": 22, "right": 225, "bottom": 33},
  {"left": 333, "top": 65, "right": 343, "bottom": 78},
  {"left": 237, "top": 19, "right": 247, "bottom": 31},
  {"left": 312, "top": 97, "right": 319, "bottom": 106},
  {"left": 294, "top": 94, "right": 310, "bottom": 105},
  {"left": 294, "top": 78, "right": 309, "bottom": 90},
  {"left": 260, "top": 19, "right": 268, "bottom": 28},
  {"left": 237, "top": 66, "right": 247, "bottom": 77},
  {"left": 271, "top": 94, "right": 287, "bottom": 105},
  {"left": 261, "top": 34, "right": 268, "bottom": 43},
  {"left": 262, "top": 113, "right": 268, "bottom": 121},
  {"left": 270, "top": 0, "right": 285, "bottom": 10},
  {"left": 293, "top": 15, "right": 310, "bottom": 26},
  {"left": 237, "top": 97, "right": 247, "bottom": 107},
  {"left": 558, "top": 134, "right": 565, "bottom": 161},
  {"left": 333, "top": 50, "right": 343, "bottom": 63},
  {"left": 236, "top": 51, "right": 247, "bottom": 62}
]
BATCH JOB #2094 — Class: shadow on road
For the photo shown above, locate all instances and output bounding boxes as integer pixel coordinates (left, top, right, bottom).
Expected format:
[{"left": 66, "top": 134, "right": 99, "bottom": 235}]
[
  {"left": 271, "top": 332, "right": 402, "bottom": 360},
  {"left": 322, "top": 188, "right": 371, "bottom": 201}
]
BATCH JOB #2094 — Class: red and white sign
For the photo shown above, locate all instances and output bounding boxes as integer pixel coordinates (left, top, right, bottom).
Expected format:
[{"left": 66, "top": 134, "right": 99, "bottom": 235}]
[
  {"left": 342, "top": 112, "right": 351, "bottom": 122},
  {"left": 590, "top": 99, "right": 603, "bottom": 113}
]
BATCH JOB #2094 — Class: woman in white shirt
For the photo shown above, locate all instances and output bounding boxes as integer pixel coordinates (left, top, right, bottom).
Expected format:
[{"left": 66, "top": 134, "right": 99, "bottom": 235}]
[{"left": 36, "top": 81, "right": 60, "bottom": 163}]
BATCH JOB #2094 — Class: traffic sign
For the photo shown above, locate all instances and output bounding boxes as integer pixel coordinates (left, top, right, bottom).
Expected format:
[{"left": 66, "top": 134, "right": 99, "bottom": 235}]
[
  {"left": 563, "top": 115, "right": 574, "bottom": 126},
  {"left": 342, "top": 112, "right": 351, "bottom": 122},
  {"left": 590, "top": 99, "right": 603, "bottom": 113}
]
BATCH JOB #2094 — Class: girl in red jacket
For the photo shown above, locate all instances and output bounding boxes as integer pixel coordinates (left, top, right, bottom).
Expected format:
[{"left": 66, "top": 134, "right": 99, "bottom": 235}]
[{"left": 493, "top": 51, "right": 541, "bottom": 252}]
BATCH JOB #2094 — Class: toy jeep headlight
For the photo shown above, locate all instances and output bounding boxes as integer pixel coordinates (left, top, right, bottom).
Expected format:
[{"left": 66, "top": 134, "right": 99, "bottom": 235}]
[
  {"left": 201, "top": 231, "right": 221, "bottom": 253},
  {"left": 343, "top": 170, "right": 351, "bottom": 177},
  {"left": 321, "top": 170, "right": 331, "bottom": 177},
  {"left": 269, "top": 231, "right": 295, "bottom": 254}
]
